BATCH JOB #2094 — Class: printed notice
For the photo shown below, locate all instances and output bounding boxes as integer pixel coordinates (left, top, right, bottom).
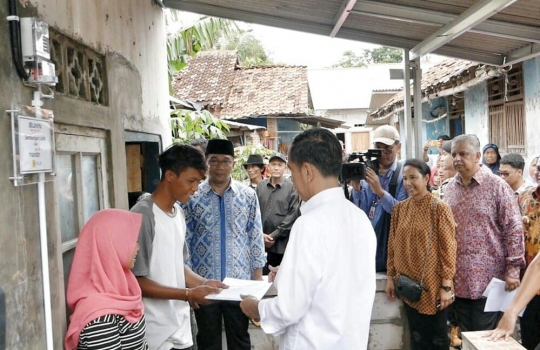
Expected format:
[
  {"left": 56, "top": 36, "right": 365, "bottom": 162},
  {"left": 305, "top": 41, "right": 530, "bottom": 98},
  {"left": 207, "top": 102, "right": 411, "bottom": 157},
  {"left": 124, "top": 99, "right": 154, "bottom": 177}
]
[
  {"left": 205, "top": 277, "right": 273, "bottom": 301},
  {"left": 18, "top": 116, "right": 53, "bottom": 174}
]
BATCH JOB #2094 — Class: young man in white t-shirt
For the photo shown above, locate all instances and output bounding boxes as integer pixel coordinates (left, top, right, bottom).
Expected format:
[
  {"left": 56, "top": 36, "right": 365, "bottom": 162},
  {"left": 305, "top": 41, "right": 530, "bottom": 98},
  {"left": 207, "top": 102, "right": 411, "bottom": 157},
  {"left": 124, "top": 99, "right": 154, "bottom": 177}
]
[{"left": 131, "top": 144, "right": 226, "bottom": 350}]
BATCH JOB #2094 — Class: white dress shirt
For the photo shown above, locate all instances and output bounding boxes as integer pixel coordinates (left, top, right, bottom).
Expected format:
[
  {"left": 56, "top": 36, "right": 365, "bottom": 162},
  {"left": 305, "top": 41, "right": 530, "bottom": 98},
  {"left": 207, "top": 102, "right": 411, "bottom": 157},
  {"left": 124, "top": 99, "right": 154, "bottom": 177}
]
[{"left": 258, "top": 187, "right": 377, "bottom": 349}]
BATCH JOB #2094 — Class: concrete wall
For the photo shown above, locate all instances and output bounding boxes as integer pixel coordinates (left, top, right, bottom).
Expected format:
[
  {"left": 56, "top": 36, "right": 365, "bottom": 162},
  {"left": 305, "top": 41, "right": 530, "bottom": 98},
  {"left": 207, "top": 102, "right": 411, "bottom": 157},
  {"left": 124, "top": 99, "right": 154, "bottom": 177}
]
[
  {"left": 422, "top": 97, "right": 450, "bottom": 142},
  {"left": 464, "top": 82, "right": 489, "bottom": 148},
  {"left": 0, "top": 1, "right": 170, "bottom": 348},
  {"left": 523, "top": 58, "right": 540, "bottom": 156},
  {"left": 318, "top": 108, "right": 368, "bottom": 126}
]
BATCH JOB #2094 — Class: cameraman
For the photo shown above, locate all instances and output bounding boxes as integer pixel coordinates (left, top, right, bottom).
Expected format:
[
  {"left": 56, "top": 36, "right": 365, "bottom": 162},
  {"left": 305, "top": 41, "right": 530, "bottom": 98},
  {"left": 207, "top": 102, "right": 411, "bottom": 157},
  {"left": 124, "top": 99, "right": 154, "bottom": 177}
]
[{"left": 351, "top": 125, "right": 407, "bottom": 272}]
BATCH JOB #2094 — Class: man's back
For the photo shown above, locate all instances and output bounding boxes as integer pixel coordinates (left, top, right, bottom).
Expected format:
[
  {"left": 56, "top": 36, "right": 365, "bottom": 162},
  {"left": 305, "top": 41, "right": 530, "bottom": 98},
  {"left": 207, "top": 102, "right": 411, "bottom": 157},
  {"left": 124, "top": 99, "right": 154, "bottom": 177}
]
[{"left": 259, "top": 188, "right": 376, "bottom": 349}]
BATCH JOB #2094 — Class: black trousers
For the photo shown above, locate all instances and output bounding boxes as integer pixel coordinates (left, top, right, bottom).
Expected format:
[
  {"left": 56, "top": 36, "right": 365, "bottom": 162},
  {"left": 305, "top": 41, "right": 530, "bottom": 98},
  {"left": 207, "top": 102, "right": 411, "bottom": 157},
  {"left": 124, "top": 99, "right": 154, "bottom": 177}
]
[
  {"left": 521, "top": 295, "right": 540, "bottom": 350},
  {"left": 403, "top": 303, "right": 450, "bottom": 350},
  {"left": 194, "top": 302, "right": 250, "bottom": 350},
  {"left": 453, "top": 297, "right": 501, "bottom": 332},
  {"left": 263, "top": 252, "right": 284, "bottom": 275}
]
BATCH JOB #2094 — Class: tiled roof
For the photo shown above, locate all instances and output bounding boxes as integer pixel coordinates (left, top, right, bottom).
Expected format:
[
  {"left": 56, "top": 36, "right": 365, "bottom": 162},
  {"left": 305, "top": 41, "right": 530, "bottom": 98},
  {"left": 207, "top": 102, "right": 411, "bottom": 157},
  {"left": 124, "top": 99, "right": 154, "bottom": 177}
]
[
  {"left": 221, "top": 66, "right": 309, "bottom": 119},
  {"left": 370, "top": 59, "right": 482, "bottom": 119},
  {"left": 172, "top": 50, "right": 238, "bottom": 108},
  {"left": 172, "top": 51, "right": 309, "bottom": 119}
]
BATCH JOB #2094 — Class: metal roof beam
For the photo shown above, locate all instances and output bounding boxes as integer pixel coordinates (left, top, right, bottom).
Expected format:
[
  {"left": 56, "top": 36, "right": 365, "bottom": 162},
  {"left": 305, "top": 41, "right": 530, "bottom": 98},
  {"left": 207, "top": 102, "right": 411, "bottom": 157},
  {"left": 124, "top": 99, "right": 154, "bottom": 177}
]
[
  {"left": 163, "top": 0, "right": 505, "bottom": 66},
  {"left": 504, "top": 43, "right": 540, "bottom": 66},
  {"left": 351, "top": 1, "right": 540, "bottom": 44},
  {"left": 409, "top": 0, "right": 518, "bottom": 61},
  {"left": 330, "top": 0, "right": 357, "bottom": 37}
]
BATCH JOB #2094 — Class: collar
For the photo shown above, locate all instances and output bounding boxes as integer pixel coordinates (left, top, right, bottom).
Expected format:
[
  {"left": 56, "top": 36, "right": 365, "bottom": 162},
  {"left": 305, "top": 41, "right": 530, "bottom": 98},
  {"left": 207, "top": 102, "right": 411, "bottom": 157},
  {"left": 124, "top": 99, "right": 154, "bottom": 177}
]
[
  {"left": 266, "top": 176, "right": 286, "bottom": 188},
  {"left": 300, "top": 187, "right": 344, "bottom": 215},
  {"left": 380, "top": 158, "right": 399, "bottom": 177},
  {"left": 199, "top": 178, "right": 238, "bottom": 196},
  {"left": 456, "top": 164, "right": 490, "bottom": 186}
]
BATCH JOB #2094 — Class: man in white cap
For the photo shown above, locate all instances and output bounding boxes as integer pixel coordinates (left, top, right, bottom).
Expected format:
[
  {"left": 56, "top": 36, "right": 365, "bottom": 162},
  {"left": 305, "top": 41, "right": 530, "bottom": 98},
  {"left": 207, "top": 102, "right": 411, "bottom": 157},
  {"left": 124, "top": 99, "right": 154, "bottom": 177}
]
[{"left": 351, "top": 124, "right": 407, "bottom": 272}]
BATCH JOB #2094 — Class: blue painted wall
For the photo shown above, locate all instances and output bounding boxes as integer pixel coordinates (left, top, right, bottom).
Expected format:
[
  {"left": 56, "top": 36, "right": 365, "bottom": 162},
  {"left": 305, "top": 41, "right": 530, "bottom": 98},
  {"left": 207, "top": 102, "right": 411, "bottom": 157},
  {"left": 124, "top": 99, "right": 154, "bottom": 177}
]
[{"left": 464, "top": 82, "right": 489, "bottom": 147}]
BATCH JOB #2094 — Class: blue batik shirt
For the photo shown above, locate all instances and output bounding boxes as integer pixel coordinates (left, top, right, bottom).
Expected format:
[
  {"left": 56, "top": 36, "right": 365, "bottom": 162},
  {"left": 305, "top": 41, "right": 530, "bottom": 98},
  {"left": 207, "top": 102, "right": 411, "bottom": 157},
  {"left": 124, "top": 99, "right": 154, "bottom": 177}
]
[{"left": 183, "top": 179, "right": 266, "bottom": 281}]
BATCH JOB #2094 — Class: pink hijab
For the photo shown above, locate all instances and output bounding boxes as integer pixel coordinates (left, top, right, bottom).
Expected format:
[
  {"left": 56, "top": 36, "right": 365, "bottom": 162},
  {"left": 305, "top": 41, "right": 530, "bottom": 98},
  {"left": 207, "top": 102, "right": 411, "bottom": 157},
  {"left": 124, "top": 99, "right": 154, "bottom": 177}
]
[{"left": 64, "top": 209, "right": 144, "bottom": 350}]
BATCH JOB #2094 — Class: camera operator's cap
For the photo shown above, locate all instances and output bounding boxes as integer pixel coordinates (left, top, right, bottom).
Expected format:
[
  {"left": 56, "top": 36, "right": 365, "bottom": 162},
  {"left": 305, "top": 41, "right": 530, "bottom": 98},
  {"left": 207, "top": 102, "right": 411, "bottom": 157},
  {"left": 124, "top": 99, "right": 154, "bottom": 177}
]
[
  {"left": 373, "top": 125, "right": 400, "bottom": 146},
  {"left": 442, "top": 140, "right": 453, "bottom": 154},
  {"left": 269, "top": 153, "right": 287, "bottom": 163},
  {"left": 243, "top": 154, "right": 264, "bottom": 168},
  {"left": 206, "top": 139, "right": 234, "bottom": 157}
]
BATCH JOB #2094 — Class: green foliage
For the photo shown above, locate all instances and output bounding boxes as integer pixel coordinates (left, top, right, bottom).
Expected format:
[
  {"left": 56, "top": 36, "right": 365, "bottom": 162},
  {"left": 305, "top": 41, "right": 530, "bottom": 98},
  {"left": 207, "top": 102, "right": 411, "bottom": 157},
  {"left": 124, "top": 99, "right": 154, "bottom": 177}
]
[
  {"left": 170, "top": 109, "right": 230, "bottom": 143},
  {"left": 365, "top": 47, "right": 403, "bottom": 64},
  {"left": 332, "top": 50, "right": 366, "bottom": 68},
  {"left": 232, "top": 144, "right": 273, "bottom": 182},
  {"left": 166, "top": 11, "right": 239, "bottom": 80},
  {"left": 332, "top": 47, "right": 403, "bottom": 68},
  {"left": 216, "top": 30, "right": 273, "bottom": 68}
]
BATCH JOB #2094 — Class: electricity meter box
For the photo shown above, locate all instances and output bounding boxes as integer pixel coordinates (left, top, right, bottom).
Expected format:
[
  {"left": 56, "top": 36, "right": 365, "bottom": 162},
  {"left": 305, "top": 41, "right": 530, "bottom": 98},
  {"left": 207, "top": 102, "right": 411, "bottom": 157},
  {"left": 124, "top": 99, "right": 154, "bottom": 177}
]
[{"left": 20, "top": 17, "right": 57, "bottom": 86}]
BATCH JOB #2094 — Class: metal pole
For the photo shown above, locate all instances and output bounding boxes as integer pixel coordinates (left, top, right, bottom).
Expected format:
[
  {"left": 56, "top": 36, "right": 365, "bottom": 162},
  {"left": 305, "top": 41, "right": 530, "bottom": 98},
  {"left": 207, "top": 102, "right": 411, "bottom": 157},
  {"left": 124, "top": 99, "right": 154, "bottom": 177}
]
[
  {"left": 33, "top": 86, "right": 54, "bottom": 350},
  {"left": 413, "top": 60, "right": 423, "bottom": 158},
  {"left": 403, "top": 50, "right": 413, "bottom": 159}
]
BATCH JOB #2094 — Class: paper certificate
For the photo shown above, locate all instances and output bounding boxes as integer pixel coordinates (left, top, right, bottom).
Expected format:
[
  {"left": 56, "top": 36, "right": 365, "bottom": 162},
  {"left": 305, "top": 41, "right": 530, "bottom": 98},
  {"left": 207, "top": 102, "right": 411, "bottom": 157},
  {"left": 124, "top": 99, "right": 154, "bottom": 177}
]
[
  {"left": 205, "top": 277, "right": 273, "bottom": 301},
  {"left": 482, "top": 277, "right": 526, "bottom": 317}
]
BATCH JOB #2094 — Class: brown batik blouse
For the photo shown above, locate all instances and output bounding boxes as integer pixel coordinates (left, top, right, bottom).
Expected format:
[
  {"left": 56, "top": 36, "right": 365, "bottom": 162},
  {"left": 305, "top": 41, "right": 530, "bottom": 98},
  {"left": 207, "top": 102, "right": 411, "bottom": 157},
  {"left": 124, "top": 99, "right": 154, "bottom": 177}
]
[{"left": 387, "top": 194, "right": 457, "bottom": 315}]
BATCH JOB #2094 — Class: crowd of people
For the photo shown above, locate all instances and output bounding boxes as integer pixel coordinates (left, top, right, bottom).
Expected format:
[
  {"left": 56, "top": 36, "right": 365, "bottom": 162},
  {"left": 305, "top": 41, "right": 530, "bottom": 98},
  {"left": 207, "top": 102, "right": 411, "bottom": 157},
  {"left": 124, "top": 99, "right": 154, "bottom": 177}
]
[{"left": 63, "top": 126, "right": 540, "bottom": 350}]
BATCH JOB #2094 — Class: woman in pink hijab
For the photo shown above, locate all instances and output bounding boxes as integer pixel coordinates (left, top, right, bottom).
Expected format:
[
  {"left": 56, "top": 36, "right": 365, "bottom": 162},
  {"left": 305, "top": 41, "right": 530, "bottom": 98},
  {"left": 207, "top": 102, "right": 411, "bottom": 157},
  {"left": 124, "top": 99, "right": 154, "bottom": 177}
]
[{"left": 64, "top": 209, "right": 147, "bottom": 350}]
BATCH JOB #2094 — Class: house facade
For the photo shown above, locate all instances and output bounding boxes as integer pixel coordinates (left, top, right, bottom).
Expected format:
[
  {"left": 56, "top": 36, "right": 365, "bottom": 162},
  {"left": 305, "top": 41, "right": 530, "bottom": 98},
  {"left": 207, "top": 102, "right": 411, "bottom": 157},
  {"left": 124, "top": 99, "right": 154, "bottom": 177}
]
[
  {"left": 371, "top": 58, "right": 540, "bottom": 160},
  {"left": 1, "top": 1, "right": 171, "bottom": 348}
]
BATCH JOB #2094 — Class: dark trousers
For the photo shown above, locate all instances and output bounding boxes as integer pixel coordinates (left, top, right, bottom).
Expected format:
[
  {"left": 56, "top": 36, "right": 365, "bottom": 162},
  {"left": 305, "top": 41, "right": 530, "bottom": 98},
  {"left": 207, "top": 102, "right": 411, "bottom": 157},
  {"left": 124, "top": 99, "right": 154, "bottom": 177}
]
[
  {"left": 263, "top": 252, "right": 283, "bottom": 275},
  {"left": 521, "top": 295, "right": 540, "bottom": 350},
  {"left": 403, "top": 303, "right": 450, "bottom": 350},
  {"left": 453, "top": 297, "right": 501, "bottom": 332},
  {"left": 194, "top": 302, "right": 250, "bottom": 350}
]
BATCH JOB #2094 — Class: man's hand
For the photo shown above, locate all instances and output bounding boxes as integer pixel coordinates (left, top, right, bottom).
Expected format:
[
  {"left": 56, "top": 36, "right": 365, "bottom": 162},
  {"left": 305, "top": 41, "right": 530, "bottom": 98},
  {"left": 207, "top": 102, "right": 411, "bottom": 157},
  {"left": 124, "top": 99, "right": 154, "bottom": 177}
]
[
  {"left": 263, "top": 234, "right": 274, "bottom": 248},
  {"left": 268, "top": 265, "right": 279, "bottom": 283},
  {"left": 188, "top": 285, "right": 222, "bottom": 309},
  {"left": 240, "top": 295, "right": 260, "bottom": 319},
  {"left": 202, "top": 279, "right": 229, "bottom": 289},
  {"left": 485, "top": 312, "right": 518, "bottom": 342},
  {"left": 365, "top": 168, "right": 384, "bottom": 198},
  {"left": 505, "top": 277, "right": 520, "bottom": 291},
  {"left": 438, "top": 289, "right": 454, "bottom": 311},
  {"left": 423, "top": 140, "right": 431, "bottom": 152}
]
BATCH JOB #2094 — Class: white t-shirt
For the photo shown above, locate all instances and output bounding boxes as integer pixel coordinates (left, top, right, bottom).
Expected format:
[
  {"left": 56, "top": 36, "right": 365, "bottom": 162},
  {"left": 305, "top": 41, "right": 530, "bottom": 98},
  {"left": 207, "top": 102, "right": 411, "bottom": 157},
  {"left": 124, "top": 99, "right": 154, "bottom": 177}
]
[
  {"left": 258, "top": 187, "right": 377, "bottom": 349},
  {"left": 131, "top": 198, "right": 192, "bottom": 350}
]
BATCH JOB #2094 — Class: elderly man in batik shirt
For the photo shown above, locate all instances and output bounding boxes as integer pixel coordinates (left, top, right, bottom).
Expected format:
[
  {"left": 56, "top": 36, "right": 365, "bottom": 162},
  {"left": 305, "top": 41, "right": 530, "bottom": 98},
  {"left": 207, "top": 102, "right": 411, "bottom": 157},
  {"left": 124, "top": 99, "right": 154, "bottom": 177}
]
[{"left": 444, "top": 134, "right": 525, "bottom": 333}]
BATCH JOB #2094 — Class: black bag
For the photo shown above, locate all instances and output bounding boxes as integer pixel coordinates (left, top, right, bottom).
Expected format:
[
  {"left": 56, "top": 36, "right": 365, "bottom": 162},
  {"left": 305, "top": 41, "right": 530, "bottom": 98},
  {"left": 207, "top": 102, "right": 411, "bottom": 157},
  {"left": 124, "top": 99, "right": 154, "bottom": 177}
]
[
  {"left": 394, "top": 198, "right": 437, "bottom": 303},
  {"left": 395, "top": 274, "right": 426, "bottom": 302}
]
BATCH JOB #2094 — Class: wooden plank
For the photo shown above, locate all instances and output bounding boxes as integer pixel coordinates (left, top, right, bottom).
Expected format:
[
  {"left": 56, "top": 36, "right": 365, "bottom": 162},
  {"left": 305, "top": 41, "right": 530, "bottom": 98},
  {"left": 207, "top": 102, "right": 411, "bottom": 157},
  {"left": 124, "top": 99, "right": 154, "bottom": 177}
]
[{"left": 126, "top": 144, "right": 142, "bottom": 192}]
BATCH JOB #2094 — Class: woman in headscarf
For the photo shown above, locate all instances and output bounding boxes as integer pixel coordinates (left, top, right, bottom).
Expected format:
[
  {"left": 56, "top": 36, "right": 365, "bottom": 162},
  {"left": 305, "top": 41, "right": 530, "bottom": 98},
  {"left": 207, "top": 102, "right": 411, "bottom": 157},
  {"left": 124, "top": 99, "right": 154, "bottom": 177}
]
[
  {"left": 482, "top": 143, "right": 502, "bottom": 175},
  {"left": 64, "top": 209, "right": 147, "bottom": 350}
]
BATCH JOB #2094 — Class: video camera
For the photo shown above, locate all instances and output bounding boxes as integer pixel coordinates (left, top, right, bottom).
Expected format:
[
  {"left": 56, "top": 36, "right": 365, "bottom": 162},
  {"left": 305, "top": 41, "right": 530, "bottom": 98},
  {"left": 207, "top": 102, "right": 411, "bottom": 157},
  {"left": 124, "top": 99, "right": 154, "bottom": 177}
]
[{"left": 341, "top": 149, "right": 382, "bottom": 181}]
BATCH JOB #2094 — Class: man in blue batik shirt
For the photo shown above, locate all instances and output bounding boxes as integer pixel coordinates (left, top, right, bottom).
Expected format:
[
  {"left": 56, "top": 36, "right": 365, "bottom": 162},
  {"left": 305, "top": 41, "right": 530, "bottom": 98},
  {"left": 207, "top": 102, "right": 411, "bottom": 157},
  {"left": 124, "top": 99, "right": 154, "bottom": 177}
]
[
  {"left": 183, "top": 138, "right": 265, "bottom": 350},
  {"left": 352, "top": 125, "right": 407, "bottom": 272}
]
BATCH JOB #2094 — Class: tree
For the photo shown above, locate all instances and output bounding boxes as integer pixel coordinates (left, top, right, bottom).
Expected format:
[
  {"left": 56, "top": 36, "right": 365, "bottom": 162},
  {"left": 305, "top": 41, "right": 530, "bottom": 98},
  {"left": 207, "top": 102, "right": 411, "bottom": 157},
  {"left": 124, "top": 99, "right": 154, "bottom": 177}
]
[
  {"left": 332, "top": 50, "right": 366, "bottom": 68},
  {"left": 165, "top": 10, "right": 238, "bottom": 80},
  {"left": 364, "top": 47, "right": 403, "bottom": 64},
  {"left": 216, "top": 30, "right": 273, "bottom": 67},
  {"left": 170, "top": 109, "right": 230, "bottom": 143},
  {"left": 332, "top": 47, "right": 403, "bottom": 68}
]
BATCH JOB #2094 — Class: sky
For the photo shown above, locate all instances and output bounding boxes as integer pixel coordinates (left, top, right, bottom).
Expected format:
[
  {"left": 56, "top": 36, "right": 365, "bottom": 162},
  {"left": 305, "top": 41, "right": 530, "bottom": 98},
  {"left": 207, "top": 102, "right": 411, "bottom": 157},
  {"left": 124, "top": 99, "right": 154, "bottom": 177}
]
[{"left": 248, "top": 24, "right": 378, "bottom": 68}]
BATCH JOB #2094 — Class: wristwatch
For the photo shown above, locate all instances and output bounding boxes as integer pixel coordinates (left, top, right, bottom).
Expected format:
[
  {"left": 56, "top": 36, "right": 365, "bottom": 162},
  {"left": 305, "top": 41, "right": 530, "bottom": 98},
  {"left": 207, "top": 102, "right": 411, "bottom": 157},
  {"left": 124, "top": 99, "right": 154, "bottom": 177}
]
[{"left": 440, "top": 285, "right": 452, "bottom": 292}]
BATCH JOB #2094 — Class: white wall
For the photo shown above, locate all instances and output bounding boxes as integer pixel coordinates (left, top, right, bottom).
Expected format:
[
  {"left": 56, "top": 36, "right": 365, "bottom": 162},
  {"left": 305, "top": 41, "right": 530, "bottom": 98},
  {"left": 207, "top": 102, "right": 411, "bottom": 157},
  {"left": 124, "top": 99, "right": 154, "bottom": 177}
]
[
  {"left": 464, "top": 82, "right": 489, "bottom": 148},
  {"left": 523, "top": 57, "right": 540, "bottom": 157}
]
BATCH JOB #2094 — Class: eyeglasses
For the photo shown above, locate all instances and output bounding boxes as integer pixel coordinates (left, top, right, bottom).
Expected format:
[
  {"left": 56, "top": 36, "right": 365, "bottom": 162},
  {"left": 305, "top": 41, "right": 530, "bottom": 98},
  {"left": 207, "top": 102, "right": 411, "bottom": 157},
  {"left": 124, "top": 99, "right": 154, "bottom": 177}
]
[{"left": 208, "top": 159, "right": 233, "bottom": 167}]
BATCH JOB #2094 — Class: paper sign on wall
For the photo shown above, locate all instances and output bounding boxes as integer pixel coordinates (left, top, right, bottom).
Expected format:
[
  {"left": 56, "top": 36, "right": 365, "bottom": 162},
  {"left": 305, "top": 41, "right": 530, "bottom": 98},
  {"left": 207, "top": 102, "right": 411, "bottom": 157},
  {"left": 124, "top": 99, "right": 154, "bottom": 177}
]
[{"left": 18, "top": 116, "right": 53, "bottom": 174}]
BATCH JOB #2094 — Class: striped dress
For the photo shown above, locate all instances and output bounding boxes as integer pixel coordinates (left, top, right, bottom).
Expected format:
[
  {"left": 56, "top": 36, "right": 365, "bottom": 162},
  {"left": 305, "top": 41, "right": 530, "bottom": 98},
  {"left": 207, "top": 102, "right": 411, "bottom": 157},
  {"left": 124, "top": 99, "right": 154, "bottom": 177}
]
[{"left": 78, "top": 314, "right": 148, "bottom": 350}]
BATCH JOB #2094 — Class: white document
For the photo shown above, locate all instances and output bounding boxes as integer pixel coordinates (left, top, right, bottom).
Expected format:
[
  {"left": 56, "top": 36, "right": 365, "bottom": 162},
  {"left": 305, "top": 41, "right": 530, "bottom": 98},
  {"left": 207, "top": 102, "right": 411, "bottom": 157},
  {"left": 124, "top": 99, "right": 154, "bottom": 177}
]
[
  {"left": 483, "top": 277, "right": 526, "bottom": 317},
  {"left": 205, "top": 277, "right": 273, "bottom": 301}
]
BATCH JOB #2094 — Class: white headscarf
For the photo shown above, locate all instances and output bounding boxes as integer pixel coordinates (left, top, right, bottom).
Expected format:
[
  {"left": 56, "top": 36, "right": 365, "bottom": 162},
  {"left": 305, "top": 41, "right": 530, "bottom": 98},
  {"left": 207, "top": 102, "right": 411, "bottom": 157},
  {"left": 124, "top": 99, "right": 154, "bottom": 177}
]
[{"left": 525, "top": 154, "right": 540, "bottom": 187}]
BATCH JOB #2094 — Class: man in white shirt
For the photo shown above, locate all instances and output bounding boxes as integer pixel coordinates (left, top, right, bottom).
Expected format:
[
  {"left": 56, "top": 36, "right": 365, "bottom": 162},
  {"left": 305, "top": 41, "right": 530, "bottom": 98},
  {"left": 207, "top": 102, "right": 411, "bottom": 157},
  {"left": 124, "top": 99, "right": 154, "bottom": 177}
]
[{"left": 240, "top": 128, "right": 377, "bottom": 349}]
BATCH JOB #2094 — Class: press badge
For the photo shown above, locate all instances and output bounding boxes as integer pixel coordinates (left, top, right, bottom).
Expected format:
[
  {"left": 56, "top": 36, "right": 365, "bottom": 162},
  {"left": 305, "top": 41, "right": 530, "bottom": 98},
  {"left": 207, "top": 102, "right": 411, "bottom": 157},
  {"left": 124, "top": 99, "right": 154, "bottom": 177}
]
[{"left": 368, "top": 204, "right": 376, "bottom": 219}]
